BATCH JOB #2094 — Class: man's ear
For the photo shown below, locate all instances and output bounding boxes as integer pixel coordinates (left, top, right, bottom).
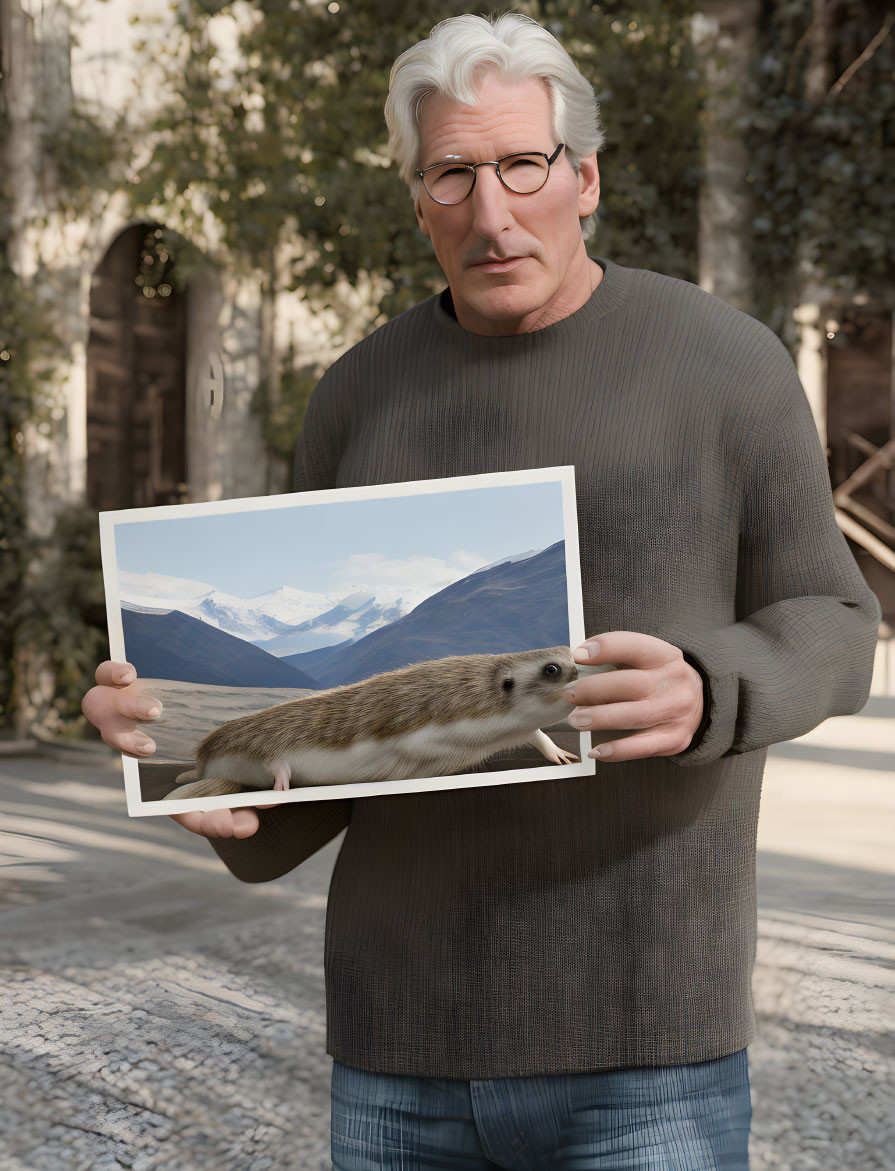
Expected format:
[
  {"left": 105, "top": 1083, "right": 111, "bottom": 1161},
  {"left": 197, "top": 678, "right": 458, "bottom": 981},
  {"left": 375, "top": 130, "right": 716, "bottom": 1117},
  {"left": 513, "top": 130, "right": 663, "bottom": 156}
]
[
  {"left": 414, "top": 194, "right": 431, "bottom": 239},
  {"left": 577, "top": 152, "right": 600, "bottom": 219}
]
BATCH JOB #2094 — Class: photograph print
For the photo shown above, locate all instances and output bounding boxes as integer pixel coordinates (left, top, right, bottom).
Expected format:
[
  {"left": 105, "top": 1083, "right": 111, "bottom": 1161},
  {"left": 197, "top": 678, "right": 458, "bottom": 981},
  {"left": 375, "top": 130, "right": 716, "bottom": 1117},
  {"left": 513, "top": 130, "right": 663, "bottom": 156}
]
[{"left": 99, "top": 465, "right": 596, "bottom": 817}]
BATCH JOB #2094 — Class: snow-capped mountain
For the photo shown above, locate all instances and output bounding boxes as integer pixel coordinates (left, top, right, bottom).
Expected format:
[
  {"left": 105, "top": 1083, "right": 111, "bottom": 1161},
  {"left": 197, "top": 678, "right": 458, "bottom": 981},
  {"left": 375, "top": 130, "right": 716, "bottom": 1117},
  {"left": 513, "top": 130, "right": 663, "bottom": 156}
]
[
  {"left": 258, "top": 591, "right": 409, "bottom": 656},
  {"left": 118, "top": 571, "right": 429, "bottom": 655},
  {"left": 244, "top": 583, "right": 336, "bottom": 625},
  {"left": 117, "top": 549, "right": 546, "bottom": 662},
  {"left": 119, "top": 571, "right": 330, "bottom": 645},
  {"left": 283, "top": 541, "right": 568, "bottom": 688},
  {"left": 256, "top": 583, "right": 449, "bottom": 656}
]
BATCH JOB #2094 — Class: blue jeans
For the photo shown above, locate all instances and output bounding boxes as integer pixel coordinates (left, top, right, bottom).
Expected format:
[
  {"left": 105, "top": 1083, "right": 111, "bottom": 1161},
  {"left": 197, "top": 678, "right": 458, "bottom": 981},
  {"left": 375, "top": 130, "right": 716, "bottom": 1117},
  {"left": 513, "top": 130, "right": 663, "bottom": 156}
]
[{"left": 330, "top": 1049, "right": 751, "bottom": 1170}]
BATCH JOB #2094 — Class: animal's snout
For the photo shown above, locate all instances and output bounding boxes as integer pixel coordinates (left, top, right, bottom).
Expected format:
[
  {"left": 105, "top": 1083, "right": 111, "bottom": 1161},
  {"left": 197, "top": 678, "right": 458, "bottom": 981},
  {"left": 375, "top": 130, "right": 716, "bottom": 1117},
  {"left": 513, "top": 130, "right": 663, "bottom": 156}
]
[{"left": 568, "top": 663, "right": 579, "bottom": 682}]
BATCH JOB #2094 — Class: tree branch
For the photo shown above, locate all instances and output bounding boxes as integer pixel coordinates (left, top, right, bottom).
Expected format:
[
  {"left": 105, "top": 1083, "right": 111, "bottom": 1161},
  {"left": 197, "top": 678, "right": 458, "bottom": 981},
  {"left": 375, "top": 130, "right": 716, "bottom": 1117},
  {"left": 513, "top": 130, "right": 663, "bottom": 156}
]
[{"left": 827, "top": 10, "right": 894, "bottom": 99}]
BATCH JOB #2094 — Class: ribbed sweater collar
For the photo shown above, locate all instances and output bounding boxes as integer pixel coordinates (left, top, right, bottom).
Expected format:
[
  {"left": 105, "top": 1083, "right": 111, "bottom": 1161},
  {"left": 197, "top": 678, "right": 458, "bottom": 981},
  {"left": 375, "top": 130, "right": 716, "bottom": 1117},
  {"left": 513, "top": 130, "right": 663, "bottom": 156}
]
[{"left": 431, "top": 255, "right": 632, "bottom": 345}]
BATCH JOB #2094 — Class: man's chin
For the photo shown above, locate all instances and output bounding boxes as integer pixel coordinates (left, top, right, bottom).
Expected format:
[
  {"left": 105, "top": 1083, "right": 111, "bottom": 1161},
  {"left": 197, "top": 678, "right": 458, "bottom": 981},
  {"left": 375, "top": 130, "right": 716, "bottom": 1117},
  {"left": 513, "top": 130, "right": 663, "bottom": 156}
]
[
  {"left": 459, "top": 285, "right": 546, "bottom": 330},
  {"left": 469, "top": 280, "right": 533, "bottom": 299}
]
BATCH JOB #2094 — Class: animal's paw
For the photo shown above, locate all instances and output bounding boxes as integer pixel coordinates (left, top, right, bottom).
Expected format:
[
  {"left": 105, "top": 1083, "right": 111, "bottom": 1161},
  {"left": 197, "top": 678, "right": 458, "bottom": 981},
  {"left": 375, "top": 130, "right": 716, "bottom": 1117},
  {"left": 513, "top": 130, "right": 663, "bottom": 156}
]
[
  {"left": 530, "top": 729, "right": 581, "bottom": 765},
  {"left": 550, "top": 746, "right": 580, "bottom": 765},
  {"left": 269, "top": 759, "right": 291, "bottom": 791}
]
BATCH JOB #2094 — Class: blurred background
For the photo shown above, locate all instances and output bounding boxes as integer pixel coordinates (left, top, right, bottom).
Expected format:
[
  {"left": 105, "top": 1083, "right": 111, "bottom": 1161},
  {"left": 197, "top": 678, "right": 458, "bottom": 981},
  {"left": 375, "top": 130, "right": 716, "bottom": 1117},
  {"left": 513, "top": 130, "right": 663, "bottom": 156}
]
[
  {"left": 1, "top": 4, "right": 894, "bottom": 1169},
  {"left": 1, "top": 0, "right": 893, "bottom": 740}
]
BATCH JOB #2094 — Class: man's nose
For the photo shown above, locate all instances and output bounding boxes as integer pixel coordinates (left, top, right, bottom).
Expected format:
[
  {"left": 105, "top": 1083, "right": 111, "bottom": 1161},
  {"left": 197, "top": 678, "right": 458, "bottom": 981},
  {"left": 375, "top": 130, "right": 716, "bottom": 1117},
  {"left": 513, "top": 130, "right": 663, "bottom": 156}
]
[{"left": 468, "top": 165, "right": 515, "bottom": 240}]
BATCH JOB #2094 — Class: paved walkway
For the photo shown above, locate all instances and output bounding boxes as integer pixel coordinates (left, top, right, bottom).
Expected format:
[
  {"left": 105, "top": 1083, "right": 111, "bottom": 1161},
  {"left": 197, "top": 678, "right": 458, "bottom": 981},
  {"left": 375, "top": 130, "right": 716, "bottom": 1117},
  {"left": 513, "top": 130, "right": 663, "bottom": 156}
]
[
  {"left": 1, "top": 680, "right": 892, "bottom": 1169},
  {"left": 747, "top": 691, "right": 895, "bottom": 1171}
]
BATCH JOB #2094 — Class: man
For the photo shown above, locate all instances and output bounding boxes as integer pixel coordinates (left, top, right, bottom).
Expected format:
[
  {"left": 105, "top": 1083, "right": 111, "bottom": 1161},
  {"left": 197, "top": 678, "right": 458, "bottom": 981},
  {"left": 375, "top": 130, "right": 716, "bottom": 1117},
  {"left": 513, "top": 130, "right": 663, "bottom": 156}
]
[{"left": 83, "top": 13, "right": 881, "bottom": 1169}]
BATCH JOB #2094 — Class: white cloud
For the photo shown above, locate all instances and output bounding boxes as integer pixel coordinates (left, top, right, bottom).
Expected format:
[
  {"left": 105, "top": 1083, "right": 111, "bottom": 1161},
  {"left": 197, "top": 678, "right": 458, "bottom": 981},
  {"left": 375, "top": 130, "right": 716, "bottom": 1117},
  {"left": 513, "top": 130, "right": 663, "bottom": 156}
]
[
  {"left": 449, "top": 549, "right": 489, "bottom": 573},
  {"left": 119, "top": 570, "right": 215, "bottom": 600},
  {"left": 330, "top": 550, "right": 488, "bottom": 605}
]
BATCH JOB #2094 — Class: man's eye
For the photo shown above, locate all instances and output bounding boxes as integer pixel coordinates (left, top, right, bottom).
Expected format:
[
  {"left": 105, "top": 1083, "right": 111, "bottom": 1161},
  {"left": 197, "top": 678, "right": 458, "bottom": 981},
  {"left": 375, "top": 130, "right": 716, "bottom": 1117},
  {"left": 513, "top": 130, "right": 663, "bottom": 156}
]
[{"left": 505, "top": 157, "right": 540, "bottom": 169}]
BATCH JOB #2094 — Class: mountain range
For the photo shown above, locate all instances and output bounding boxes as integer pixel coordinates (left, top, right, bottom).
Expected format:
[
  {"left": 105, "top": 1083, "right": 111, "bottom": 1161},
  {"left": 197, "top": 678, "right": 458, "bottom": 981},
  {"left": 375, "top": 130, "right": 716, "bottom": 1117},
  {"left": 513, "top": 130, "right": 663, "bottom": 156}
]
[
  {"left": 118, "top": 568, "right": 487, "bottom": 654},
  {"left": 282, "top": 541, "right": 569, "bottom": 687},
  {"left": 118, "top": 542, "right": 568, "bottom": 689},
  {"left": 120, "top": 607, "right": 320, "bottom": 688}
]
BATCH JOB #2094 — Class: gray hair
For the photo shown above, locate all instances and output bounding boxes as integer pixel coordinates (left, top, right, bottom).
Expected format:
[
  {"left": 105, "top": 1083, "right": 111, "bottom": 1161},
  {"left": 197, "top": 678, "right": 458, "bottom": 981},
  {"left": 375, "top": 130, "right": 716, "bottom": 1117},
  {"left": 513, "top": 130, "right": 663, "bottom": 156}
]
[{"left": 384, "top": 12, "right": 607, "bottom": 238}]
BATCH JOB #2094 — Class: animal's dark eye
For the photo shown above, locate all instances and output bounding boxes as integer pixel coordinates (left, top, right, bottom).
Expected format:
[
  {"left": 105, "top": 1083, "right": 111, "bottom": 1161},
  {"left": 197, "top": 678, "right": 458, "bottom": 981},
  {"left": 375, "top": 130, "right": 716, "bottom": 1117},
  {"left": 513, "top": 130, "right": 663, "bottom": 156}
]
[
  {"left": 543, "top": 663, "right": 560, "bottom": 677},
  {"left": 502, "top": 677, "right": 514, "bottom": 690}
]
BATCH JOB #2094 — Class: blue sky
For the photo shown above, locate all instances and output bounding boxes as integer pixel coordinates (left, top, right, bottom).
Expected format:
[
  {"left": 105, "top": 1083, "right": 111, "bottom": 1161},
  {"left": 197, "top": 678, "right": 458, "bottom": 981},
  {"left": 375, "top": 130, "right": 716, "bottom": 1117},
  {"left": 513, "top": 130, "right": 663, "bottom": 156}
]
[{"left": 114, "top": 481, "right": 566, "bottom": 596}]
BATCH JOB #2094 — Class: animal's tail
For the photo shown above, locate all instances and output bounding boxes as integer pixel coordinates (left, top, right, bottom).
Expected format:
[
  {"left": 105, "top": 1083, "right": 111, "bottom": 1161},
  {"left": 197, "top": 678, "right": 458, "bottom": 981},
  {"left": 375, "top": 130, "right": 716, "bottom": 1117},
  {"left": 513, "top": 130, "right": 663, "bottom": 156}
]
[{"left": 161, "top": 777, "right": 250, "bottom": 801}]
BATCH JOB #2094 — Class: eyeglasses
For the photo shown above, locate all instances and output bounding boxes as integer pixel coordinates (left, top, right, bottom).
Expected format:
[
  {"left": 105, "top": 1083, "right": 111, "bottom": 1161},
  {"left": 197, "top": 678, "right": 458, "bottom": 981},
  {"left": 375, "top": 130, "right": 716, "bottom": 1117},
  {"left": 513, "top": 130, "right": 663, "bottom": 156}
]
[{"left": 417, "top": 144, "right": 566, "bottom": 205}]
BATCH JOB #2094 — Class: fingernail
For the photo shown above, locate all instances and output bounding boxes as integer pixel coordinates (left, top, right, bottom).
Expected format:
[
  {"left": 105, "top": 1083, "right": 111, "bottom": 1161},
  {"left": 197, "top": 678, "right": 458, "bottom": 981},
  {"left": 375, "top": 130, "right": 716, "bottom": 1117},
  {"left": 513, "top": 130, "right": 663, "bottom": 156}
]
[
  {"left": 118, "top": 670, "right": 135, "bottom": 684},
  {"left": 568, "top": 711, "right": 591, "bottom": 728},
  {"left": 145, "top": 704, "right": 163, "bottom": 718},
  {"left": 573, "top": 641, "right": 599, "bottom": 663},
  {"left": 137, "top": 738, "right": 155, "bottom": 752},
  {"left": 562, "top": 684, "right": 576, "bottom": 701}
]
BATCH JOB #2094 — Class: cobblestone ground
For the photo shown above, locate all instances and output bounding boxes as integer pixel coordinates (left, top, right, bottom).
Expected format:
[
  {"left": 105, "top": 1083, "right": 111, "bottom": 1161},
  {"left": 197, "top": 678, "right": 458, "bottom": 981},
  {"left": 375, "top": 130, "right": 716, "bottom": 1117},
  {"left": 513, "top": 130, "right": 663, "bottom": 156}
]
[
  {"left": 1, "top": 745, "right": 336, "bottom": 1170},
  {"left": 747, "top": 709, "right": 895, "bottom": 1171},
  {"left": 1, "top": 711, "right": 892, "bottom": 1170}
]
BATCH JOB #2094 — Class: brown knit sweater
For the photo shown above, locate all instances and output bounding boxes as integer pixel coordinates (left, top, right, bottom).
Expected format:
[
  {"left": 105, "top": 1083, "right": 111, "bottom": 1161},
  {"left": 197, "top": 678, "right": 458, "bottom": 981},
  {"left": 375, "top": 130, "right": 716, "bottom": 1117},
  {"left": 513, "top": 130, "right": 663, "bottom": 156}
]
[{"left": 208, "top": 256, "right": 881, "bottom": 1078}]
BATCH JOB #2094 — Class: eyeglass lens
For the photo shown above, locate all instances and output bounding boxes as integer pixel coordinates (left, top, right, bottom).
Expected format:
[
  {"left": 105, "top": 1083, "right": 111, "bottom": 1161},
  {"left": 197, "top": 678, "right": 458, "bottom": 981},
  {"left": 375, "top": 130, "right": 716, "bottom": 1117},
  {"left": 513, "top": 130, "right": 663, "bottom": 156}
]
[{"left": 424, "top": 154, "right": 550, "bottom": 204}]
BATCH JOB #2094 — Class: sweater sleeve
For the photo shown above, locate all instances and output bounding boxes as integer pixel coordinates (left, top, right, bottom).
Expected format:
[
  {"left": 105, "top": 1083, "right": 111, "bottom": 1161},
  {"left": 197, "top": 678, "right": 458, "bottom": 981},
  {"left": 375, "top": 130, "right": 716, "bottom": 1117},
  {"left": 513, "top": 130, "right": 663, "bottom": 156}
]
[
  {"left": 665, "top": 359, "right": 881, "bottom": 767},
  {"left": 208, "top": 377, "right": 354, "bottom": 883}
]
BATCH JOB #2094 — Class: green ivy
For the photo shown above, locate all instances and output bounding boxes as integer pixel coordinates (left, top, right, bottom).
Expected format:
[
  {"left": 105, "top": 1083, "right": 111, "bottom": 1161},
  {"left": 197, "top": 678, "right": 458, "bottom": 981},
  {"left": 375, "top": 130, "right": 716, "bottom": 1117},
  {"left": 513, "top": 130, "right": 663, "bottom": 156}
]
[
  {"left": 38, "top": 106, "right": 128, "bottom": 223},
  {"left": 0, "top": 255, "right": 109, "bottom": 733},
  {"left": 0, "top": 41, "right": 125, "bottom": 733},
  {"left": 252, "top": 345, "right": 322, "bottom": 484},
  {"left": 128, "top": 0, "right": 704, "bottom": 320},
  {"left": 742, "top": 0, "right": 895, "bottom": 331},
  {"left": 0, "top": 225, "right": 73, "bottom": 731},
  {"left": 10, "top": 504, "right": 111, "bottom": 738}
]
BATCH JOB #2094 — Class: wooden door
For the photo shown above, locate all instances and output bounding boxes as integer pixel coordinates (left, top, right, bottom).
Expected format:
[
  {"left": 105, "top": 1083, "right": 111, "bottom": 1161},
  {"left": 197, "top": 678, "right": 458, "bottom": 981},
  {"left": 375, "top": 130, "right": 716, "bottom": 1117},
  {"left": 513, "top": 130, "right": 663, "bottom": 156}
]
[
  {"left": 86, "top": 224, "right": 188, "bottom": 511},
  {"left": 826, "top": 309, "right": 893, "bottom": 509}
]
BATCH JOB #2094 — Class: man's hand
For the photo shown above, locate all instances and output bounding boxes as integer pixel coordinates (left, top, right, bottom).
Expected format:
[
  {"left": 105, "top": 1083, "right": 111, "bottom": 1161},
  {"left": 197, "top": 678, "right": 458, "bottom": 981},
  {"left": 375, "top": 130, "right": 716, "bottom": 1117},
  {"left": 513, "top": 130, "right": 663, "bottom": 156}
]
[
  {"left": 82, "top": 660, "right": 163, "bottom": 757},
  {"left": 561, "top": 632, "right": 704, "bottom": 762},
  {"left": 82, "top": 660, "right": 268, "bottom": 838}
]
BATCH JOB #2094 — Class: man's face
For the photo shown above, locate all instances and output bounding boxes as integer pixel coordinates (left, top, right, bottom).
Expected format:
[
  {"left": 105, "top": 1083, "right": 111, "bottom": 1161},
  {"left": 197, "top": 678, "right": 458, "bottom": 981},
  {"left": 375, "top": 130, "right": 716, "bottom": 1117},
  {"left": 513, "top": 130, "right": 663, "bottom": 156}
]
[{"left": 414, "top": 71, "right": 600, "bottom": 336}]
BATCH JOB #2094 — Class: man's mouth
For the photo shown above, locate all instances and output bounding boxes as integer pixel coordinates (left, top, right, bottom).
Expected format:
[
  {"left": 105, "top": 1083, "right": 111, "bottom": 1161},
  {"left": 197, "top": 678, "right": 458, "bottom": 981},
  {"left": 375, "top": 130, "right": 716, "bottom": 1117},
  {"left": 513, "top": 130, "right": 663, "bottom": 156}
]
[{"left": 471, "top": 256, "right": 527, "bottom": 273}]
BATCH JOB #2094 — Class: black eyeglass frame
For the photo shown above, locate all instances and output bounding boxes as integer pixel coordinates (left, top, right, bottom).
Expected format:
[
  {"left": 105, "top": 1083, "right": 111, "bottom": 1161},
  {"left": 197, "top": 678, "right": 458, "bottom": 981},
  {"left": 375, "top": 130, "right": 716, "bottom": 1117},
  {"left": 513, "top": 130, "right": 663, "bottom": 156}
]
[{"left": 416, "top": 143, "right": 566, "bottom": 205}]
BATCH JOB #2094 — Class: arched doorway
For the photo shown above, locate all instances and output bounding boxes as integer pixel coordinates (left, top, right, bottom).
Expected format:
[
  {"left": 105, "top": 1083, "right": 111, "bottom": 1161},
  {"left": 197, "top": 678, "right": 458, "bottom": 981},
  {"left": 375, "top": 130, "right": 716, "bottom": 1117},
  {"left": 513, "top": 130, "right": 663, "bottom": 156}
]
[{"left": 86, "top": 223, "right": 188, "bottom": 510}]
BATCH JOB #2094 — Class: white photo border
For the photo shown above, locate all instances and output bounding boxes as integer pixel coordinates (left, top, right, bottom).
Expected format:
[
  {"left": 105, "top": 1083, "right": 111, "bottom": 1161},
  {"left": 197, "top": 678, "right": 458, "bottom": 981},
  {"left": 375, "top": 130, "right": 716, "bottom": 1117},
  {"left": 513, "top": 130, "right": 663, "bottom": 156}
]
[{"left": 99, "top": 465, "right": 596, "bottom": 817}]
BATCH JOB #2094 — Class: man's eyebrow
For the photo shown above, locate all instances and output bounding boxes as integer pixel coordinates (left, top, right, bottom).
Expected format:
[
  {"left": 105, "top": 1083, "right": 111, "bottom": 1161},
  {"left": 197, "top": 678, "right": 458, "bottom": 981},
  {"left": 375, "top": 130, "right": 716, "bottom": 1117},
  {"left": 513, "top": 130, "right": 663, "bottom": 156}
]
[
  {"left": 426, "top": 149, "right": 539, "bottom": 165},
  {"left": 418, "top": 153, "right": 465, "bottom": 169}
]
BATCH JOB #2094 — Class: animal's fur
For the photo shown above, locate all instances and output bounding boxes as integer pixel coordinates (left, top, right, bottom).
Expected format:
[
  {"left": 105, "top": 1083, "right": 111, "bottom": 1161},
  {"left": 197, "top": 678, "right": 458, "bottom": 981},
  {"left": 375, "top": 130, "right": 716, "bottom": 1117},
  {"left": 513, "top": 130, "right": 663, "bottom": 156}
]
[{"left": 161, "top": 646, "right": 578, "bottom": 801}]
